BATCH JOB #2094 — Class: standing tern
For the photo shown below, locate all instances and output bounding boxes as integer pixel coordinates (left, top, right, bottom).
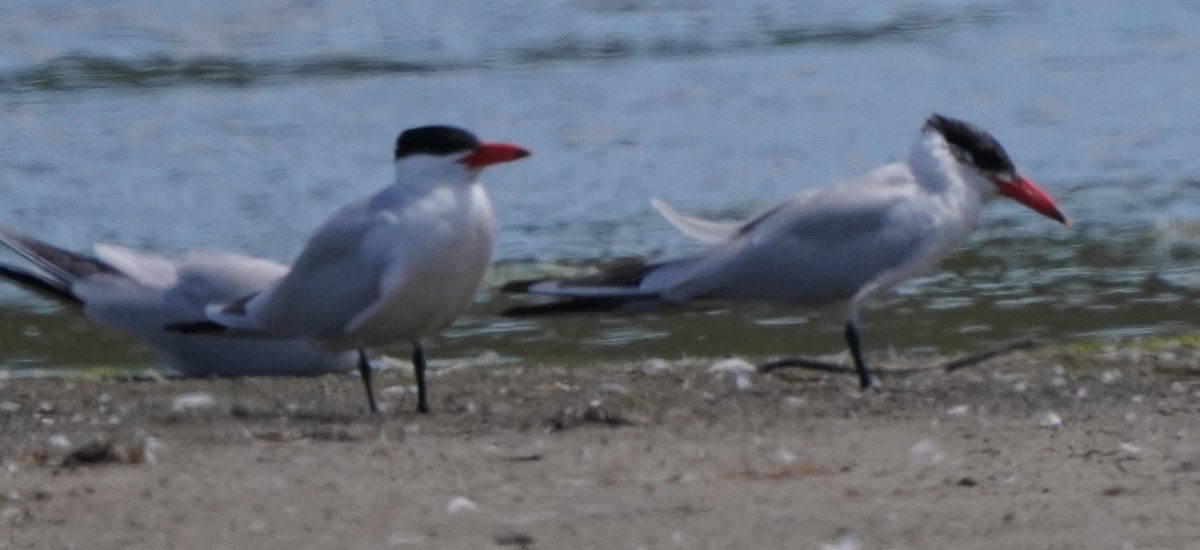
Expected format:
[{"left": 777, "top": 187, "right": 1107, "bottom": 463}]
[
  {"left": 503, "top": 114, "right": 1067, "bottom": 390},
  {"left": 171, "top": 125, "right": 530, "bottom": 414},
  {"left": 0, "top": 227, "right": 358, "bottom": 377}
]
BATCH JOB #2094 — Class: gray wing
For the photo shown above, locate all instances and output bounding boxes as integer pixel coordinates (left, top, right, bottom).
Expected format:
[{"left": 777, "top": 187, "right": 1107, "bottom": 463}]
[
  {"left": 659, "top": 178, "right": 941, "bottom": 307},
  {"left": 168, "top": 248, "right": 289, "bottom": 306},
  {"left": 78, "top": 246, "right": 357, "bottom": 377},
  {"left": 73, "top": 245, "right": 239, "bottom": 331},
  {"left": 234, "top": 198, "right": 389, "bottom": 338}
]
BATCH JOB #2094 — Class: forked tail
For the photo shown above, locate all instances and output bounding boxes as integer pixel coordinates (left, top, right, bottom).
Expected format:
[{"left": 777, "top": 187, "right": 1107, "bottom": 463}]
[{"left": 0, "top": 227, "right": 118, "bottom": 307}]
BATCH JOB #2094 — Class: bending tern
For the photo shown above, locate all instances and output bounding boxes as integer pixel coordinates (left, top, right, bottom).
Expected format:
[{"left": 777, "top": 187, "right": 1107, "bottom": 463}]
[
  {"left": 0, "top": 227, "right": 358, "bottom": 377},
  {"left": 171, "top": 125, "right": 530, "bottom": 413},
  {"left": 503, "top": 114, "right": 1067, "bottom": 390}
]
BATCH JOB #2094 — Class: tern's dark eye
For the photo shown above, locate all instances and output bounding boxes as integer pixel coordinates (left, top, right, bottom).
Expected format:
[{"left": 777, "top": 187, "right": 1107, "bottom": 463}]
[
  {"left": 394, "top": 126, "right": 481, "bottom": 160},
  {"left": 925, "top": 114, "right": 1015, "bottom": 174}
]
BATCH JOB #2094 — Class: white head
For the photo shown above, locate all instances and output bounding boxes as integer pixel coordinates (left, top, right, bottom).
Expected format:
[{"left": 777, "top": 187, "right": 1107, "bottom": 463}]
[
  {"left": 392, "top": 125, "right": 530, "bottom": 184},
  {"left": 921, "top": 114, "right": 1067, "bottom": 225}
]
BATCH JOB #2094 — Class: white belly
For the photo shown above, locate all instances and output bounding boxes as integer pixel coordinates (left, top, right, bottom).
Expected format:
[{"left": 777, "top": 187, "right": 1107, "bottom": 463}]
[
  {"left": 345, "top": 232, "right": 492, "bottom": 347},
  {"left": 340, "top": 187, "right": 496, "bottom": 348}
]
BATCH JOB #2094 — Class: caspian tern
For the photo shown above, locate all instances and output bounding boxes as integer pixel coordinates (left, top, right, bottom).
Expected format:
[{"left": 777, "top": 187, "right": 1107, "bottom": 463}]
[
  {"left": 0, "top": 227, "right": 358, "bottom": 377},
  {"left": 503, "top": 114, "right": 1067, "bottom": 390},
  {"left": 170, "top": 125, "right": 530, "bottom": 414}
]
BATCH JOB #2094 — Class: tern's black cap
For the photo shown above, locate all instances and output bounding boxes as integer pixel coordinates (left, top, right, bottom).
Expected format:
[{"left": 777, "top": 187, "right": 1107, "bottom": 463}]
[
  {"left": 394, "top": 126, "right": 481, "bottom": 160},
  {"left": 925, "top": 114, "right": 1015, "bottom": 174}
]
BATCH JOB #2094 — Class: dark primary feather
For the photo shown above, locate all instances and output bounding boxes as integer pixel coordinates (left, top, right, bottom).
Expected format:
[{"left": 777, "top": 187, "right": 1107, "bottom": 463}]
[
  {"left": 0, "top": 264, "right": 83, "bottom": 306},
  {"left": 499, "top": 258, "right": 664, "bottom": 294},
  {"left": 219, "top": 292, "right": 258, "bottom": 316},
  {"left": 163, "top": 319, "right": 231, "bottom": 335},
  {"left": 162, "top": 319, "right": 295, "bottom": 339},
  {"left": 0, "top": 227, "right": 118, "bottom": 286},
  {"left": 500, "top": 259, "right": 669, "bottom": 316},
  {"left": 502, "top": 296, "right": 640, "bottom": 316}
]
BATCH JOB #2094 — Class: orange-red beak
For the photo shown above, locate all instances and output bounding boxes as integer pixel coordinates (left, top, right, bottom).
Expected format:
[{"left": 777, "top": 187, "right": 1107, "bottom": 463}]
[
  {"left": 458, "top": 143, "right": 531, "bottom": 169},
  {"left": 997, "top": 176, "right": 1068, "bottom": 225}
]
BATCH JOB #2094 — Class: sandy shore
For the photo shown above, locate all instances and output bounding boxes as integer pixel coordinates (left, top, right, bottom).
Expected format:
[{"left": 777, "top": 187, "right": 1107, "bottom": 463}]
[{"left": 3, "top": 342, "right": 1200, "bottom": 550}]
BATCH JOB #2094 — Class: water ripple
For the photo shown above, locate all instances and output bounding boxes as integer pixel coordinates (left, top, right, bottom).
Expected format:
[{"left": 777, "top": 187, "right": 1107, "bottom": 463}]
[
  {"left": 0, "top": 4, "right": 1013, "bottom": 92},
  {"left": 3, "top": 54, "right": 442, "bottom": 92}
]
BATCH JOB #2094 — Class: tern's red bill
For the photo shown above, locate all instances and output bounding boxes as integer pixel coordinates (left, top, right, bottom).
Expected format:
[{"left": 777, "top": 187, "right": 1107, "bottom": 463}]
[
  {"left": 459, "top": 143, "right": 531, "bottom": 169},
  {"left": 998, "top": 176, "right": 1068, "bottom": 225}
]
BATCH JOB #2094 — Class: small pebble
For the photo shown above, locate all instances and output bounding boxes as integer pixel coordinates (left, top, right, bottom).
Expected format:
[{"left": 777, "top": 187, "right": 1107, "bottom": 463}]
[
  {"left": 783, "top": 396, "right": 806, "bottom": 408},
  {"left": 820, "top": 535, "right": 861, "bottom": 550},
  {"left": 1039, "top": 412, "right": 1063, "bottom": 428},
  {"left": 387, "top": 533, "right": 427, "bottom": 546},
  {"left": 575, "top": 504, "right": 610, "bottom": 516},
  {"left": 142, "top": 438, "right": 161, "bottom": 464},
  {"left": 1, "top": 506, "right": 25, "bottom": 526},
  {"left": 707, "top": 358, "right": 756, "bottom": 374},
  {"left": 946, "top": 404, "right": 970, "bottom": 416},
  {"left": 597, "top": 382, "right": 629, "bottom": 395},
  {"left": 171, "top": 392, "right": 216, "bottom": 412},
  {"left": 639, "top": 359, "right": 673, "bottom": 376},
  {"left": 472, "top": 350, "right": 502, "bottom": 367},
  {"left": 446, "top": 496, "right": 478, "bottom": 514},
  {"left": 909, "top": 439, "right": 944, "bottom": 465}
]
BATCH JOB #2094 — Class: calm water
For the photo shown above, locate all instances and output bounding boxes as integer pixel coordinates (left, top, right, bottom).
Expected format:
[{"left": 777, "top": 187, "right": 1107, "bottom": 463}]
[{"left": 2, "top": 0, "right": 1199, "bottom": 374}]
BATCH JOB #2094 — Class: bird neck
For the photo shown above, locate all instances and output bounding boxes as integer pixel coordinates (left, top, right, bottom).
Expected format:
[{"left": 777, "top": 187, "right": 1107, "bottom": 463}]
[
  {"left": 391, "top": 156, "right": 480, "bottom": 198},
  {"left": 907, "top": 131, "right": 989, "bottom": 231}
]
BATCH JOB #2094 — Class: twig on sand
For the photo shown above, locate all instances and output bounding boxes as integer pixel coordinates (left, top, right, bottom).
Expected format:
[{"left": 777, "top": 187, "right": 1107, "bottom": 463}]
[
  {"left": 758, "top": 357, "right": 860, "bottom": 375},
  {"left": 939, "top": 339, "right": 1037, "bottom": 373},
  {"left": 758, "top": 357, "right": 941, "bottom": 376},
  {"left": 758, "top": 338, "right": 1038, "bottom": 377}
]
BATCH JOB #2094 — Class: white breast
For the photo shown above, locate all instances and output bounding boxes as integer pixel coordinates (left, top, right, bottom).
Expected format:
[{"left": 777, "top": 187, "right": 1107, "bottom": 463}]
[{"left": 339, "top": 183, "right": 496, "bottom": 347}]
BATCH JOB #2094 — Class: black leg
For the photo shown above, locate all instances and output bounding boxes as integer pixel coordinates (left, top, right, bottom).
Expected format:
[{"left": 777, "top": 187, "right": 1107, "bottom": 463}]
[
  {"left": 358, "top": 348, "right": 378, "bottom": 414},
  {"left": 412, "top": 343, "right": 430, "bottom": 413},
  {"left": 845, "top": 321, "right": 875, "bottom": 391}
]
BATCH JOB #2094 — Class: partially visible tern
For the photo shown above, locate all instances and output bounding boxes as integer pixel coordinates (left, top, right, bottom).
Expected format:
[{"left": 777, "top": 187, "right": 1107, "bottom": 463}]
[
  {"left": 0, "top": 227, "right": 358, "bottom": 377},
  {"left": 171, "top": 125, "right": 530, "bottom": 414},
  {"left": 503, "top": 114, "right": 1067, "bottom": 390}
]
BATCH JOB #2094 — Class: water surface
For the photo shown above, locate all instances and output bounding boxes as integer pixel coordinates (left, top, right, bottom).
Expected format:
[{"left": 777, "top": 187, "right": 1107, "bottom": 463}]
[{"left": 2, "top": 0, "right": 1199, "bottom": 375}]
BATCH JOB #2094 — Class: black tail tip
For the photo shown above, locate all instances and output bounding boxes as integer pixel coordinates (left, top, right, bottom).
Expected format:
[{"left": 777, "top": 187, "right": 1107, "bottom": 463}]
[
  {"left": 500, "top": 278, "right": 546, "bottom": 293},
  {"left": 501, "top": 297, "right": 638, "bottom": 317},
  {"left": 163, "top": 320, "right": 230, "bottom": 335}
]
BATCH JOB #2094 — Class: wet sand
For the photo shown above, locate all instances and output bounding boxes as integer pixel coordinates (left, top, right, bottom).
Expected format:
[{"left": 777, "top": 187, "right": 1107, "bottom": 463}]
[{"left": 3, "top": 343, "right": 1200, "bottom": 549}]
